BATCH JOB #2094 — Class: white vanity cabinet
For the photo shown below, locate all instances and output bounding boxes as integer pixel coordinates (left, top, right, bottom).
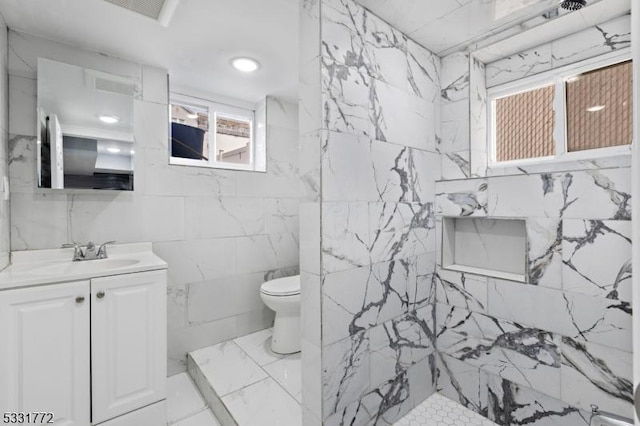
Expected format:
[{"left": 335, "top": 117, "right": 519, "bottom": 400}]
[{"left": 0, "top": 264, "right": 167, "bottom": 426}]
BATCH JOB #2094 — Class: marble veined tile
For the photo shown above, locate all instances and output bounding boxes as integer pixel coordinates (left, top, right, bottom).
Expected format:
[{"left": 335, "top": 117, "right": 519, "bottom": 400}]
[
  {"left": 172, "top": 409, "right": 220, "bottom": 426},
  {"left": 561, "top": 337, "right": 633, "bottom": 418},
  {"left": 167, "top": 373, "right": 207, "bottom": 424},
  {"left": 189, "top": 341, "right": 267, "bottom": 397},
  {"left": 562, "top": 220, "right": 631, "bottom": 301},
  {"left": 263, "top": 353, "right": 302, "bottom": 402},
  {"left": 233, "top": 329, "right": 284, "bottom": 367},
  {"left": 435, "top": 353, "right": 485, "bottom": 414},
  {"left": 221, "top": 378, "right": 301, "bottom": 426},
  {"left": 435, "top": 178, "right": 488, "bottom": 217}
]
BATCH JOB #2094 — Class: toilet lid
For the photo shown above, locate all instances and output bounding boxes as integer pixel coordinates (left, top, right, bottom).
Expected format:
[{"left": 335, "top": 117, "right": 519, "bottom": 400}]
[{"left": 260, "top": 275, "right": 300, "bottom": 296}]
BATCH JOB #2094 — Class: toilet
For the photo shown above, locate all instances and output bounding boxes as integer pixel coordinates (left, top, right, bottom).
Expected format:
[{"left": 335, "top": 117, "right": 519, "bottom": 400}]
[{"left": 260, "top": 275, "right": 301, "bottom": 354}]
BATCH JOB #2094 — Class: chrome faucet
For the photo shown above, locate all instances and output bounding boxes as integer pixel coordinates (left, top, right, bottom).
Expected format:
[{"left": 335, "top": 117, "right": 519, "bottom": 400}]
[{"left": 62, "top": 241, "right": 116, "bottom": 261}]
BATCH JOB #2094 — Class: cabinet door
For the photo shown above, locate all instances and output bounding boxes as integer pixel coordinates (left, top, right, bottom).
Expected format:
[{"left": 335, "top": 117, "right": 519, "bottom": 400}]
[
  {"left": 91, "top": 270, "right": 166, "bottom": 424},
  {"left": 0, "top": 281, "right": 91, "bottom": 426}
]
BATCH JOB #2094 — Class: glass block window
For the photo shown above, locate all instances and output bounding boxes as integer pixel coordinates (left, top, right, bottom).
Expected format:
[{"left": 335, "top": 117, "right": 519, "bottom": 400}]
[
  {"left": 566, "top": 60, "right": 632, "bottom": 152},
  {"left": 495, "top": 85, "right": 555, "bottom": 162}
]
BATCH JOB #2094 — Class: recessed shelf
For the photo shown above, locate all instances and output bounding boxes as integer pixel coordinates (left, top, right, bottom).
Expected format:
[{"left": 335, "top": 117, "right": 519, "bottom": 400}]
[{"left": 442, "top": 217, "right": 527, "bottom": 283}]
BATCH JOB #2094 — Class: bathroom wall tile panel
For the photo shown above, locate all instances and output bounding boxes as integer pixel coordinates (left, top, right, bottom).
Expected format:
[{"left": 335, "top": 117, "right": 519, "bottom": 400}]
[
  {"left": 302, "top": 339, "right": 323, "bottom": 419},
  {"left": 369, "top": 305, "right": 436, "bottom": 391},
  {"left": 321, "top": 0, "right": 367, "bottom": 67},
  {"left": 321, "top": 131, "right": 378, "bottom": 202},
  {"left": 469, "top": 57, "right": 488, "bottom": 178},
  {"left": 436, "top": 303, "right": 562, "bottom": 399},
  {"left": 562, "top": 219, "right": 631, "bottom": 301},
  {"left": 436, "top": 269, "right": 488, "bottom": 313},
  {"left": 370, "top": 79, "right": 436, "bottom": 151},
  {"left": 485, "top": 374, "right": 591, "bottom": 426},
  {"left": 300, "top": 202, "right": 321, "bottom": 275},
  {"left": 487, "top": 174, "right": 565, "bottom": 218},
  {"left": 407, "top": 39, "right": 440, "bottom": 103},
  {"left": 322, "top": 258, "right": 416, "bottom": 345},
  {"left": 324, "top": 370, "right": 416, "bottom": 426},
  {"left": 67, "top": 193, "right": 185, "bottom": 244},
  {"left": 321, "top": 201, "right": 371, "bottom": 273},
  {"left": 141, "top": 65, "right": 168, "bottom": 105},
  {"left": 265, "top": 198, "right": 300, "bottom": 235},
  {"left": 267, "top": 125, "right": 299, "bottom": 164},
  {"left": 406, "top": 354, "right": 437, "bottom": 407},
  {"left": 299, "top": 57, "right": 323, "bottom": 135},
  {"left": 371, "top": 140, "right": 440, "bottom": 203},
  {"left": 184, "top": 197, "right": 265, "bottom": 240},
  {"left": 435, "top": 178, "right": 488, "bottom": 217},
  {"left": 8, "top": 134, "right": 37, "bottom": 194},
  {"left": 235, "top": 161, "right": 304, "bottom": 199},
  {"left": 299, "top": 130, "right": 322, "bottom": 202},
  {"left": 321, "top": 56, "right": 371, "bottom": 137},
  {"left": 527, "top": 218, "right": 563, "bottom": 288},
  {"left": 439, "top": 99, "right": 470, "bottom": 154},
  {"left": 435, "top": 353, "right": 486, "bottom": 413},
  {"left": 440, "top": 52, "right": 470, "bottom": 104},
  {"left": 235, "top": 307, "right": 276, "bottom": 338},
  {"left": 9, "top": 192, "right": 69, "bottom": 251},
  {"left": 8, "top": 75, "right": 36, "bottom": 137},
  {"left": 135, "top": 100, "right": 170, "bottom": 150},
  {"left": 369, "top": 202, "right": 436, "bottom": 264},
  {"left": 153, "top": 239, "right": 237, "bottom": 287},
  {"left": 322, "top": 330, "right": 371, "bottom": 418},
  {"left": 560, "top": 168, "right": 631, "bottom": 220},
  {"left": 143, "top": 148, "right": 237, "bottom": 198},
  {"left": 267, "top": 97, "right": 299, "bottom": 130},
  {"left": 300, "top": 0, "right": 321, "bottom": 67},
  {"left": 186, "top": 273, "right": 269, "bottom": 325},
  {"left": 441, "top": 151, "right": 471, "bottom": 181},
  {"left": 301, "top": 271, "right": 321, "bottom": 347},
  {"left": 167, "top": 276, "right": 187, "bottom": 330},
  {"left": 409, "top": 253, "right": 437, "bottom": 311},
  {"left": 561, "top": 337, "right": 633, "bottom": 418},
  {"left": 485, "top": 44, "right": 553, "bottom": 88},
  {"left": 551, "top": 15, "right": 631, "bottom": 69},
  {"left": 235, "top": 233, "right": 299, "bottom": 275}
]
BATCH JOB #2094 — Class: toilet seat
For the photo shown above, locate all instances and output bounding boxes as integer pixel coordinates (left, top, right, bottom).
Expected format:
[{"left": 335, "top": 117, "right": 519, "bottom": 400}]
[{"left": 260, "top": 275, "right": 300, "bottom": 297}]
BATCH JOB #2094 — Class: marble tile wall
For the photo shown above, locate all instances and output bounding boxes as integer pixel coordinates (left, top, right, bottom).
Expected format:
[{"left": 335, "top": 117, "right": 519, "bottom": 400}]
[
  {"left": 298, "top": 0, "right": 442, "bottom": 423},
  {"left": 7, "top": 31, "right": 307, "bottom": 376},
  {"left": 0, "top": 15, "right": 8, "bottom": 271},
  {"left": 434, "top": 15, "right": 634, "bottom": 425}
]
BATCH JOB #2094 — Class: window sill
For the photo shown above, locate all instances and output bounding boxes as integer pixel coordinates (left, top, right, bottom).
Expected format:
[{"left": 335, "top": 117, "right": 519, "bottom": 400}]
[
  {"left": 488, "top": 146, "right": 631, "bottom": 172},
  {"left": 169, "top": 156, "right": 266, "bottom": 173}
]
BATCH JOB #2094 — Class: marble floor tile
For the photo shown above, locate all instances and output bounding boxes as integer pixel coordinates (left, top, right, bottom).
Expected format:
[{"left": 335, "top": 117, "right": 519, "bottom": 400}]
[
  {"left": 263, "top": 353, "right": 303, "bottom": 402},
  {"left": 395, "top": 393, "right": 497, "bottom": 426},
  {"left": 233, "top": 328, "right": 285, "bottom": 366},
  {"left": 172, "top": 409, "right": 221, "bottom": 426},
  {"left": 221, "top": 378, "right": 302, "bottom": 426},
  {"left": 167, "top": 373, "right": 208, "bottom": 424},
  {"left": 189, "top": 341, "right": 268, "bottom": 397}
]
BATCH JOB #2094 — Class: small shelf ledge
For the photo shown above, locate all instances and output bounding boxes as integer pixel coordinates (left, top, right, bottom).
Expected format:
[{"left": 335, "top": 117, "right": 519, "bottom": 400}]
[{"left": 442, "top": 264, "right": 526, "bottom": 283}]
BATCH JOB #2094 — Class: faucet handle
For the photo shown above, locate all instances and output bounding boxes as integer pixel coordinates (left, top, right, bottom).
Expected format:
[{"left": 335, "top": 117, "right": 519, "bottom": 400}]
[
  {"left": 62, "top": 242, "right": 84, "bottom": 261},
  {"left": 97, "top": 241, "right": 116, "bottom": 259}
]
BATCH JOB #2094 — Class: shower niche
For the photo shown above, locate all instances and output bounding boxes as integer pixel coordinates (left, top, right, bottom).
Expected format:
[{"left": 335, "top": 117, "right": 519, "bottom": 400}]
[{"left": 441, "top": 217, "right": 527, "bottom": 282}]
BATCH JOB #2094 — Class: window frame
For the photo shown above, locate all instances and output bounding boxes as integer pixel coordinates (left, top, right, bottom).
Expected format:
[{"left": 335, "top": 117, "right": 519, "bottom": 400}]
[
  {"left": 169, "top": 93, "right": 259, "bottom": 172},
  {"left": 487, "top": 49, "right": 633, "bottom": 169}
]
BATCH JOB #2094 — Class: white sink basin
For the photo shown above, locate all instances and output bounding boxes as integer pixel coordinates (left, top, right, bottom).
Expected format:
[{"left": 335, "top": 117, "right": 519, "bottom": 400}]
[{"left": 30, "top": 258, "right": 140, "bottom": 276}]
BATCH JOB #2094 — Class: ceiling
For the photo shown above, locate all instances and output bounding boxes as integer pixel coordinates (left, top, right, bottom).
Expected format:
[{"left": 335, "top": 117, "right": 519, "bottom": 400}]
[
  {"left": 354, "top": 0, "right": 602, "bottom": 55},
  {"left": 0, "top": 0, "right": 299, "bottom": 104}
]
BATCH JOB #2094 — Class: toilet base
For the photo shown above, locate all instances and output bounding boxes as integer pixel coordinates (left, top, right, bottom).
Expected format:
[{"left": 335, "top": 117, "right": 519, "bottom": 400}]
[{"left": 271, "top": 312, "right": 301, "bottom": 355}]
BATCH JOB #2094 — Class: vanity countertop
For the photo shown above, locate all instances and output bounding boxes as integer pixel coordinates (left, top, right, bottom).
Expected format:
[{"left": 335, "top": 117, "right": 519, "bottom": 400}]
[{"left": 0, "top": 243, "right": 167, "bottom": 291}]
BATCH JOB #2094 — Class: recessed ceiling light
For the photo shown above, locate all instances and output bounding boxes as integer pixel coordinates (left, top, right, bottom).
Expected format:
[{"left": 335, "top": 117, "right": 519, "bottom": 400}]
[
  {"left": 187, "top": 113, "right": 198, "bottom": 119},
  {"left": 107, "top": 147, "right": 121, "bottom": 154},
  {"left": 586, "top": 105, "right": 605, "bottom": 112},
  {"left": 231, "top": 57, "right": 260, "bottom": 73},
  {"left": 130, "top": 149, "right": 135, "bottom": 155},
  {"left": 99, "top": 115, "right": 119, "bottom": 124}
]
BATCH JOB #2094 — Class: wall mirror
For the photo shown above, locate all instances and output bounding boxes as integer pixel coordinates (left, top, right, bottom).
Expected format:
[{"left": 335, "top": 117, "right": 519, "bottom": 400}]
[{"left": 37, "top": 58, "right": 137, "bottom": 190}]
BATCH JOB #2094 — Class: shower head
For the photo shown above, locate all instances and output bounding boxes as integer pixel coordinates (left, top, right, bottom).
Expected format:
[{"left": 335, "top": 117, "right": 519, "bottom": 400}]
[{"left": 560, "top": 0, "right": 586, "bottom": 10}]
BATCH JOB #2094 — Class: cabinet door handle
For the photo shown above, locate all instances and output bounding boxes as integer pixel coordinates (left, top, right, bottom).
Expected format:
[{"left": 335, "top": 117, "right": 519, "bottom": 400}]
[
  {"left": 75, "top": 296, "right": 85, "bottom": 304},
  {"left": 96, "top": 291, "right": 105, "bottom": 299}
]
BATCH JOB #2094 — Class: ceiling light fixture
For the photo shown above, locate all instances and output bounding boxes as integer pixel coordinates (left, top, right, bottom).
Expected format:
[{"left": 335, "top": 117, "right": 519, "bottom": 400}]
[
  {"left": 107, "top": 147, "right": 121, "bottom": 153},
  {"left": 586, "top": 105, "right": 605, "bottom": 112},
  {"left": 231, "top": 57, "right": 260, "bottom": 73},
  {"left": 99, "top": 115, "right": 119, "bottom": 124},
  {"left": 187, "top": 113, "right": 198, "bottom": 119},
  {"left": 130, "top": 149, "right": 135, "bottom": 155}
]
